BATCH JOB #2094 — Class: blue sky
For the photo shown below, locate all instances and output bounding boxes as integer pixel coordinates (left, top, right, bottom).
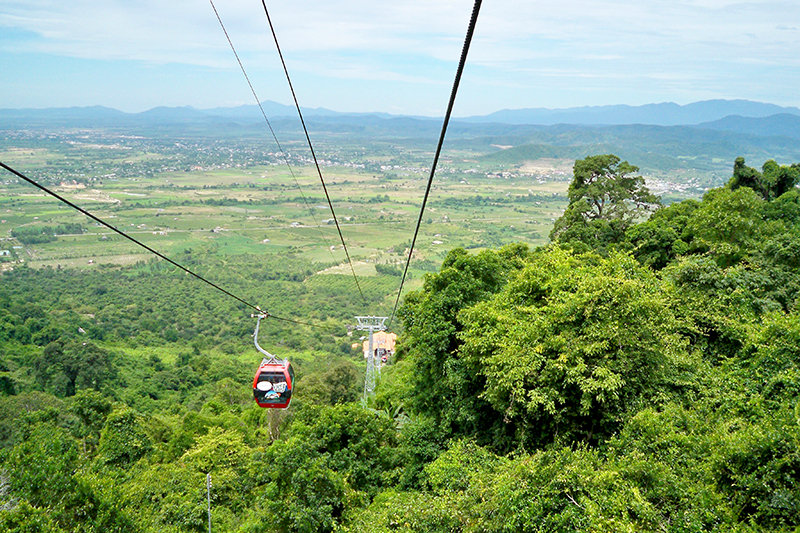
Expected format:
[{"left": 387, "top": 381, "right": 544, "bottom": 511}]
[{"left": 1, "top": 0, "right": 799, "bottom": 116}]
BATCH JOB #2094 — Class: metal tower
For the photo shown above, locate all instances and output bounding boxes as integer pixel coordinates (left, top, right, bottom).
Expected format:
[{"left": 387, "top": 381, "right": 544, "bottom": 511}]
[{"left": 355, "top": 316, "right": 387, "bottom": 401}]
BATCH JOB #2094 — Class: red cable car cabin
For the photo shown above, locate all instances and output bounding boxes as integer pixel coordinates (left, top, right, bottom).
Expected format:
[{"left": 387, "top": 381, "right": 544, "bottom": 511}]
[
  {"left": 253, "top": 358, "right": 294, "bottom": 409},
  {"left": 251, "top": 312, "right": 295, "bottom": 409}
]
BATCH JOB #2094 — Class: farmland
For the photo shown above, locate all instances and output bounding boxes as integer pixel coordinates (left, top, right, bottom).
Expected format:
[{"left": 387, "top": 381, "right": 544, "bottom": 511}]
[{"left": 0, "top": 128, "right": 578, "bottom": 280}]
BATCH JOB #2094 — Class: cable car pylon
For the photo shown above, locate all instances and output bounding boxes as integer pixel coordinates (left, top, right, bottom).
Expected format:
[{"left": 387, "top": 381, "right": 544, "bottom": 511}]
[{"left": 354, "top": 316, "right": 388, "bottom": 402}]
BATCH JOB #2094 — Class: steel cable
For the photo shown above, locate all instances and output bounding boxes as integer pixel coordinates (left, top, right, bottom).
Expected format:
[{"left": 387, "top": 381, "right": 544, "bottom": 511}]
[{"left": 389, "top": 0, "right": 483, "bottom": 326}]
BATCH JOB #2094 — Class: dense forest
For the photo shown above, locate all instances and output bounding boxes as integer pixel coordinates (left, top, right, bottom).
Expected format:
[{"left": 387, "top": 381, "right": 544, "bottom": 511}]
[{"left": 2, "top": 155, "right": 800, "bottom": 532}]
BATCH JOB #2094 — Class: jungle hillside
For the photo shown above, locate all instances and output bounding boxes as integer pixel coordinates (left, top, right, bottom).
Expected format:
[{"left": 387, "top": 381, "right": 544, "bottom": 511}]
[{"left": 2, "top": 113, "right": 800, "bottom": 532}]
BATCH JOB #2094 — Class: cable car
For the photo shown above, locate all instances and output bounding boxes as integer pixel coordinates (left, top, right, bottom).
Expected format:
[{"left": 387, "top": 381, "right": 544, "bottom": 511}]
[
  {"left": 251, "top": 313, "right": 295, "bottom": 409},
  {"left": 253, "top": 357, "right": 294, "bottom": 409}
]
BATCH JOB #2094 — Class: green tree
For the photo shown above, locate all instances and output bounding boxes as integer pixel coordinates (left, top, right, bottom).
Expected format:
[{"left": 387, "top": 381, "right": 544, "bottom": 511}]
[
  {"left": 396, "top": 244, "right": 530, "bottom": 448},
  {"left": 121, "top": 463, "right": 207, "bottom": 532},
  {"left": 470, "top": 447, "right": 663, "bottom": 532},
  {"left": 711, "top": 409, "right": 800, "bottom": 529},
  {"left": 685, "top": 187, "right": 776, "bottom": 267},
  {"left": 663, "top": 255, "right": 759, "bottom": 361},
  {"left": 97, "top": 408, "right": 152, "bottom": 466},
  {"left": 248, "top": 403, "right": 400, "bottom": 532},
  {"left": 424, "top": 439, "right": 504, "bottom": 494},
  {"left": 729, "top": 157, "right": 800, "bottom": 201},
  {"left": 0, "top": 500, "right": 67, "bottom": 533},
  {"left": 551, "top": 154, "right": 660, "bottom": 250},
  {"left": 625, "top": 199, "right": 700, "bottom": 269},
  {"left": 3, "top": 423, "right": 133, "bottom": 531},
  {"left": 69, "top": 389, "right": 112, "bottom": 454},
  {"left": 607, "top": 405, "right": 741, "bottom": 530},
  {"left": 347, "top": 489, "right": 465, "bottom": 533},
  {"left": 35, "top": 340, "right": 116, "bottom": 397},
  {"left": 459, "top": 248, "right": 696, "bottom": 447},
  {"left": 298, "top": 358, "right": 359, "bottom": 405}
]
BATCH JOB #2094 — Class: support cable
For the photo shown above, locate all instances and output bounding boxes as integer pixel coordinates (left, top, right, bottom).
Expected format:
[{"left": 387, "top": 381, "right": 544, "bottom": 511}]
[
  {"left": 209, "top": 0, "right": 340, "bottom": 268},
  {"left": 0, "top": 161, "right": 317, "bottom": 328},
  {"left": 259, "top": 0, "right": 367, "bottom": 306},
  {"left": 389, "top": 0, "right": 483, "bottom": 326}
]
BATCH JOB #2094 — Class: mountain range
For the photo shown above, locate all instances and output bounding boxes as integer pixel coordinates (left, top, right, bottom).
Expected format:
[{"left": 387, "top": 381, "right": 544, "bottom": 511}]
[
  {"left": 462, "top": 100, "right": 800, "bottom": 126},
  {"left": 2, "top": 99, "right": 799, "bottom": 130},
  {"left": 2, "top": 100, "right": 798, "bottom": 176}
]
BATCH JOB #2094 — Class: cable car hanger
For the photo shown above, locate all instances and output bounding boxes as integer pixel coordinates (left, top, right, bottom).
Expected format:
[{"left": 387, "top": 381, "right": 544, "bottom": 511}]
[{"left": 252, "top": 310, "right": 280, "bottom": 364}]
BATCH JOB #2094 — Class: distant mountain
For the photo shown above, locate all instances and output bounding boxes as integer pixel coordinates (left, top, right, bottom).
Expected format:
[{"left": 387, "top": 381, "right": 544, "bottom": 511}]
[
  {"left": 2, "top": 102, "right": 799, "bottom": 175},
  {"left": 4, "top": 99, "right": 799, "bottom": 129},
  {"left": 0, "top": 105, "right": 128, "bottom": 127},
  {"left": 202, "top": 101, "right": 296, "bottom": 119},
  {"left": 0, "top": 101, "right": 409, "bottom": 130},
  {"left": 697, "top": 114, "right": 800, "bottom": 140},
  {"left": 136, "top": 106, "right": 210, "bottom": 120},
  {"left": 462, "top": 100, "right": 800, "bottom": 126},
  {"left": 202, "top": 101, "right": 395, "bottom": 121},
  {"left": 475, "top": 121, "right": 800, "bottom": 175}
]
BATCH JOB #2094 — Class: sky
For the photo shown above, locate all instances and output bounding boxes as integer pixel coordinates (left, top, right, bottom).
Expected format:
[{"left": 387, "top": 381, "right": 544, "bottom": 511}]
[{"left": 1, "top": 0, "right": 799, "bottom": 117}]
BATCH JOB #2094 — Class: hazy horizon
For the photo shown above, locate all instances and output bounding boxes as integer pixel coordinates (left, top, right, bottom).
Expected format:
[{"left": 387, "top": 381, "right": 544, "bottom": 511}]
[{"left": 3, "top": 98, "right": 799, "bottom": 119}]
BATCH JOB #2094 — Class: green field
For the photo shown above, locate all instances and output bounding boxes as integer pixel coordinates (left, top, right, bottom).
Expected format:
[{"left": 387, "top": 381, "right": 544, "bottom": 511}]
[
  {"left": 0, "top": 133, "right": 577, "bottom": 283},
  {"left": 0, "top": 125, "right": 716, "bottom": 307}
]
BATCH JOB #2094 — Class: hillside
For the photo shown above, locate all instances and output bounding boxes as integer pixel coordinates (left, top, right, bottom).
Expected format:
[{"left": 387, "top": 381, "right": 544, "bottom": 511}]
[
  {"left": 2, "top": 148, "right": 800, "bottom": 531},
  {"left": 478, "top": 123, "right": 800, "bottom": 175},
  {"left": 698, "top": 113, "right": 800, "bottom": 140}
]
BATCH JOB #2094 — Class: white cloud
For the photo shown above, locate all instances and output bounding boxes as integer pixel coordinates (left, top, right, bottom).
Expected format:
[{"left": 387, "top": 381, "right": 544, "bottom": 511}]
[
  {"left": 1, "top": 0, "right": 798, "bottom": 111},
  {"left": 3, "top": 0, "right": 790, "bottom": 63}
]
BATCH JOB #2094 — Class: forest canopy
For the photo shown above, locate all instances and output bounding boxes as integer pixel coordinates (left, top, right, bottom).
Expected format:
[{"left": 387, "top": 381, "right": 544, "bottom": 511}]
[{"left": 3, "top": 155, "right": 800, "bottom": 532}]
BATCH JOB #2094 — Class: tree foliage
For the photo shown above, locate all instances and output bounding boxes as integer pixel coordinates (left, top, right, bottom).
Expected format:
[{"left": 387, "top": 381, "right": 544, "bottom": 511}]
[
  {"left": 4, "top": 154, "right": 800, "bottom": 532},
  {"left": 551, "top": 154, "right": 660, "bottom": 250},
  {"left": 35, "top": 340, "right": 116, "bottom": 397},
  {"left": 460, "top": 248, "right": 696, "bottom": 447},
  {"left": 394, "top": 244, "right": 531, "bottom": 448},
  {"left": 729, "top": 156, "right": 800, "bottom": 201}
]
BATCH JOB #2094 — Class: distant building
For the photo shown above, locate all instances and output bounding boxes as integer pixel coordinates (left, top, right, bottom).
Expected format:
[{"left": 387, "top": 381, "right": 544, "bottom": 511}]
[{"left": 0, "top": 250, "right": 9, "bottom": 257}]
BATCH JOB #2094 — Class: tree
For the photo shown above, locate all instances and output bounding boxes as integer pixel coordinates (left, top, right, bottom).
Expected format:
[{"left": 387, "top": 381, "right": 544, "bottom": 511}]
[
  {"left": 396, "top": 244, "right": 531, "bottom": 448},
  {"left": 298, "top": 359, "right": 359, "bottom": 405},
  {"left": 69, "top": 389, "right": 112, "bottom": 454},
  {"left": 4, "top": 423, "right": 134, "bottom": 531},
  {"left": 685, "top": 187, "right": 773, "bottom": 267},
  {"left": 97, "top": 408, "right": 152, "bottom": 466},
  {"left": 459, "top": 248, "right": 695, "bottom": 447},
  {"left": 625, "top": 199, "right": 700, "bottom": 269},
  {"left": 35, "top": 340, "right": 116, "bottom": 397},
  {"left": 551, "top": 154, "right": 660, "bottom": 250},
  {"left": 729, "top": 157, "right": 800, "bottom": 201},
  {"left": 761, "top": 159, "right": 800, "bottom": 199},
  {"left": 247, "top": 404, "right": 401, "bottom": 532},
  {"left": 121, "top": 463, "right": 207, "bottom": 532},
  {"left": 470, "top": 447, "right": 665, "bottom": 532}
]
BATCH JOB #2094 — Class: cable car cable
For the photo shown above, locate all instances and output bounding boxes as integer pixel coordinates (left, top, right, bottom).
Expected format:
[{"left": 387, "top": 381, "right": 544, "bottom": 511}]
[
  {"left": 209, "top": 0, "right": 341, "bottom": 269},
  {"left": 259, "top": 0, "right": 367, "bottom": 305},
  {"left": 0, "top": 161, "right": 318, "bottom": 329},
  {"left": 388, "top": 0, "right": 483, "bottom": 326}
]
